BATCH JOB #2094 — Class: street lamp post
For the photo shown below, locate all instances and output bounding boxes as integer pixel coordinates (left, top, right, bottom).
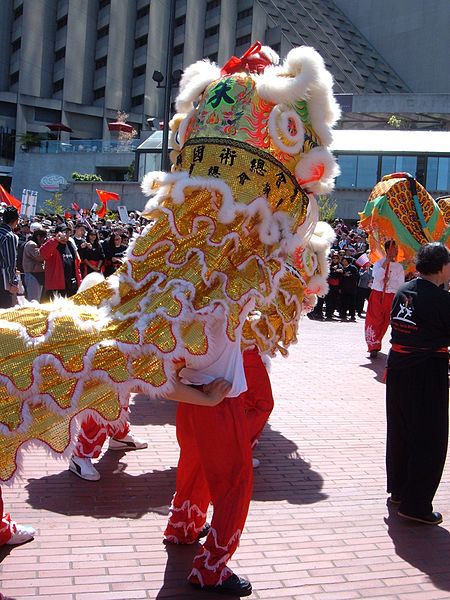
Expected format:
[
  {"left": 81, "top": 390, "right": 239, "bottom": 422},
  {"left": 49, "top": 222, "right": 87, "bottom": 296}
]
[{"left": 161, "top": 0, "right": 176, "bottom": 172}]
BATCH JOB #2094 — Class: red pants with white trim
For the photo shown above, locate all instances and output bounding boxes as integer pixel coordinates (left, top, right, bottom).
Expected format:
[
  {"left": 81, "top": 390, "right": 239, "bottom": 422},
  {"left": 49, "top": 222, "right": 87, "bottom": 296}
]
[
  {"left": 74, "top": 408, "right": 130, "bottom": 459},
  {"left": 0, "top": 488, "right": 15, "bottom": 545},
  {"left": 364, "top": 290, "right": 395, "bottom": 352},
  {"left": 164, "top": 349, "right": 273, "bottom": 587}
]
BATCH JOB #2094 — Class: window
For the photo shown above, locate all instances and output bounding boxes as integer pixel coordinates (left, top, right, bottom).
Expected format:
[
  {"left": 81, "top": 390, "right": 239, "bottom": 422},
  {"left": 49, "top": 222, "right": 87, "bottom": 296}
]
[
  {"left": 95, "top": 56, "right": 107, "bottom": 70},
  {"left": 381, "top": 155, "right": 417, "bottom": 179},
  {"left": 9, "top": 71, "right": 19, "bottom": 86},
  {"left": 426, "top": 156, "right": 450, "bottom": 191},
  {"left": 56, "top": 15, "right": 67, "bottom": 30},
  {"left": 207, "top": 0, "right": 220, "bottom": 11},
  {"left": 208, "top": 52, "right": 218, "bottom": 62},
  {"left": 137, "top": 5, "right": 150, "bottom": 19},
  {"left": 99, "top": 0, "right": 110, "bottom": 9},
  {"left": 131, "top": 94, "right": 144, "bottom": 107},
  {"left": 238, "top": 8, "right": 252, "bottom": 19},
  {"left": 97, "top": 25, "right": 109, "bottom": 40},
  {"left": 175, "top": 14, "right": 186, "bottom": 27},
  {"left": 173, "top": 44, "right": 183, "bottom": 56},
  {"left": 356, "top": 155, "right": 378, "bottom": 188},
  {"left": 205, "top": 25, "right": 219, "bottom": 38},
  {"left": 94, "top": 87, "right": 105, "bottom": 100},
  {"left": 11, "top": 38, "right": 21, "bottom": 53},
  {"left": 335, "top": 154, "right": 378, "bottom": 189},
  {"left": 55, "top": 47, "right": 66, "bottom": 62},
  {"left": 135, "top": 34, "right": 147, "bottom": 49},
  {"left": 236, "top": 34, "right": 251, "bottom": 47},
  {"left": 133, "top": 64, "right": 146, "bottom": 78},
  {"left": 13, "top": 4, "right": 23, "bottom": 20},
  {"left": 53, "top": 79, "right": 64, "bottom": 93}
]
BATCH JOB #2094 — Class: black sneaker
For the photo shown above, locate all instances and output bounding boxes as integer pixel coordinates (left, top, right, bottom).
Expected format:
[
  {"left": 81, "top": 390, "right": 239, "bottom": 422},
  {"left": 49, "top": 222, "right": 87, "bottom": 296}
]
[
  {"left": 388, "top": 495, "right": 401, "bottom": 505},
  {"left": 190, "top": 573, "right": 252, "bottom": 596},
  {"left": 369, "top": 350, "right": 379, "bottom": 358},
  {"left": 398, "top": 511, "right": 443, "bottom": 525}
]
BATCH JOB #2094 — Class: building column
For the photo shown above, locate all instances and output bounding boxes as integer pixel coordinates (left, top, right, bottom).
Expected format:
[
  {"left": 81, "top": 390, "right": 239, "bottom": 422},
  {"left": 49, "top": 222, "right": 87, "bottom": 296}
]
[
  {"left": 145, "top": 0, "right": 171, "bottom": 119},
  {"left": 105, "top": 0, "right": 136, "bottom": 121},
  {"left": 65, "top": 0, "right": 97, "bottom": 107},
  {"left": 0, "top": 0, "right": 13, "bottom": 91},
  {"left": 251, "top": 1, "right": 268, "bottom": 45},
  {"left": 183, "top": 0, "right": 207, "bottom": 67},
  {"left": 218, "top": 0, "right": 238, "bottom": 66},
  {"left": 20, "top": 0, "right": 57, "bottom": 98}
]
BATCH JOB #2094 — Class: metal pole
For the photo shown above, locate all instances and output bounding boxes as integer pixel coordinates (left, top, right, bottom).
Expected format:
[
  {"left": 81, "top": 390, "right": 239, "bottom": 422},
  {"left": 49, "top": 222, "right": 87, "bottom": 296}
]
[{"left": 161, "top": 0, "right": 176, "bottom": 172}]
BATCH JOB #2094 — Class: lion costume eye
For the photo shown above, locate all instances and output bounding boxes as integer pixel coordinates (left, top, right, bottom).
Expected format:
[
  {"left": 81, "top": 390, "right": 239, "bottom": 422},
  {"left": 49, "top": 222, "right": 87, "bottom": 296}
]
[{"left": 268, "top": 104, "right": 305, "bottom": 155}]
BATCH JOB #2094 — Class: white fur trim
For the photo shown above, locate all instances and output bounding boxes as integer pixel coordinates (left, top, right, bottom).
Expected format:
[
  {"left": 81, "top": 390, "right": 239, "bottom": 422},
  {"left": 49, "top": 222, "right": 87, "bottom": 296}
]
[
  {"left": 77, "top": 272, "right": 105, "bottom": 293},
  {"left": 256, "top": 46, "right": 340, "bottom": 147},
  {"left": 268, "top": 104, "right": 305, "bottom": 155},
  {"left": 295, "top": 147, "right": 340, "bottom": 194},
  {"left": 176, "top": 60, "right": 221, "bottom": 114}
]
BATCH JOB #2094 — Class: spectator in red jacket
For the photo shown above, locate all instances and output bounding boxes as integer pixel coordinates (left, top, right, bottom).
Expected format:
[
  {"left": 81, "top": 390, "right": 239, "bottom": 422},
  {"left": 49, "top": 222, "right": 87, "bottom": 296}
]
[{"left": 39, "top": 224, "right": 81, "bottom": 299}]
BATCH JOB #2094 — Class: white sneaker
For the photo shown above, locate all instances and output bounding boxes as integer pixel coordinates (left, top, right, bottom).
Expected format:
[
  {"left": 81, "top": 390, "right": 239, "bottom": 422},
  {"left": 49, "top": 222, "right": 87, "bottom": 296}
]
[
  {"left": 69, "top": 456, "right": 101, "bottom": 481},
  {"left": 6, "top": 524, "right": 36, "bottom": 545},
  {"left": 108, "top": 434, "right": 148, "bottom": 451},
  {"left": 252, "top": 458, "right": 260, "bottom": 468}
]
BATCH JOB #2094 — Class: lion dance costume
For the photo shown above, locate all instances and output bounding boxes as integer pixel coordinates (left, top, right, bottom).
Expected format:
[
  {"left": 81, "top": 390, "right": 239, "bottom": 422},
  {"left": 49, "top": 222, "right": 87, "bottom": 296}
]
[
  {"left": 0, "top": 43, "right": 339, "bottom": 590},
  {"left": 360, "top": 172, "right": 450, "bottom": 272},
  {"left": 359, "top": 172, "right": 450, "bottom": 355}
]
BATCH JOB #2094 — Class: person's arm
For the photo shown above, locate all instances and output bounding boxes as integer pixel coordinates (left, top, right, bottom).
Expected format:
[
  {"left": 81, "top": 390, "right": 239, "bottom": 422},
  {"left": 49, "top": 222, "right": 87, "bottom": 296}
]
[
  {"left": 163, "top": 378, "right": 231, "bottom": 407},
  {"left": 39, "top": 237, "right": 59, "bottom": 260},
  {"left": 24, "top": 241, "right": 45, "bottom": 264}
]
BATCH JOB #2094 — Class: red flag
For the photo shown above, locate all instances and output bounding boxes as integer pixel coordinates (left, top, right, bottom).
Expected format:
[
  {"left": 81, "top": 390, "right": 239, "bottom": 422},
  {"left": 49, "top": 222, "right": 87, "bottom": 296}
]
[
  {"left": 96, "top": 189, "right": 120, "bottom": 203},
  {"left": 71, "top": 201, "right": 80, "bottom": 211},
  {"left": 96, "top": 189, "right": 120, "bottom": 218},
  {"left": 0, "top": 185, "right": 21, "bottom": 211}
]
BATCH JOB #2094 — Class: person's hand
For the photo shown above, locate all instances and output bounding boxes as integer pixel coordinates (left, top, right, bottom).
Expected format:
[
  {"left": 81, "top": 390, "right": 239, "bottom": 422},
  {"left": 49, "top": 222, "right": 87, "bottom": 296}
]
[
  {"left": 203, "top": 378, "right": 232, "bottom": 406},
  {"left": 6, "top": 283, "right": 19, "bottom": 294}
]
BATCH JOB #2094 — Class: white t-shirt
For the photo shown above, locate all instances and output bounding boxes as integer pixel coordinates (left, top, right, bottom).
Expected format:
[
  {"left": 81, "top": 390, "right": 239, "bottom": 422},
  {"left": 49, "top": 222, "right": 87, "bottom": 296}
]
[
  {"left": 371, "top": 259, "right": 405, "bottom": 294},
  {"left": 179, "top": 305, "right": 251, "bottom": 398}
]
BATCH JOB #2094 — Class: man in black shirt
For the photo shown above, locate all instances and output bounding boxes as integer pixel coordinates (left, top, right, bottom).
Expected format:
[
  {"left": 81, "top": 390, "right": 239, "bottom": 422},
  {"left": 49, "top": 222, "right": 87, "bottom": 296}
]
[{"left": 386, "top": 243, "right": 450, "bottom": 525}]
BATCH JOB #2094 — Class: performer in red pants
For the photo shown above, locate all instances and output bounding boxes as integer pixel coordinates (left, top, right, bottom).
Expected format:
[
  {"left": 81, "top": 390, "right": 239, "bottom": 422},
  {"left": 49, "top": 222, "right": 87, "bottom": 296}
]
[
  {"left": 69, "top": 405, "right": 147, "bottom": 481},
  {"left": 0, "top": 488, "right": 35, "bottom": 546},
  {"left": 164, "top": 347, "right": 274, "bottom": 596},
  {"left": 365, "top": 241, "right": 404, "bottom": 358}
]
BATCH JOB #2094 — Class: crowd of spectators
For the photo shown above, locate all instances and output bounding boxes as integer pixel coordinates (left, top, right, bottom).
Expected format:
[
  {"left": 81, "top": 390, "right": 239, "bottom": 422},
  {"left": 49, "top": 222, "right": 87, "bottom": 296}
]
[
  {"left": 309, "top": 218, "right": 373, "bottom": 322},
  {"left": 8, "top": 206, "right": 147, "bottom": 304},
  {"left": 3, "top": 207, "right": 374, "bottom": 317}
]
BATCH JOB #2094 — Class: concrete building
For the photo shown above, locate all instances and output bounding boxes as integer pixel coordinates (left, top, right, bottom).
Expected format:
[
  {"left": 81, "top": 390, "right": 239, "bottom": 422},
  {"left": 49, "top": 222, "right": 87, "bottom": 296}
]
[{"left": 0, "top": 0, "right": 449, "bottom": 213}]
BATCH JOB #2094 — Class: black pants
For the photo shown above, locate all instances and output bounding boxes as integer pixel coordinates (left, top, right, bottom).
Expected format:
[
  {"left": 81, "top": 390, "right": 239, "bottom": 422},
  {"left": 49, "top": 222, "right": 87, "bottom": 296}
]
[
  {"left": 356, "top": 287, "right": 371, "bottom": 315},
  {"left": 325, "top": 286, "right": 340, "bottom": 318},
  {"left": 0, "top": 286, "right": 15, "bottom": 309},
  {"left": 386, "top": 357, "right": 449, "bottom": 516},
  {"left": 339, "top": 291, "right": 356, "bottom": 319}
]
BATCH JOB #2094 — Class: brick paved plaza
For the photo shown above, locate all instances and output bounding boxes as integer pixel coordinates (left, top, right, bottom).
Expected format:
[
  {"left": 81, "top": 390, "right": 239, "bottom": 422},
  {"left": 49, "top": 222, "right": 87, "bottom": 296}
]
[{"left": 1, "top": 317, "right": 450, "bottom": 600}]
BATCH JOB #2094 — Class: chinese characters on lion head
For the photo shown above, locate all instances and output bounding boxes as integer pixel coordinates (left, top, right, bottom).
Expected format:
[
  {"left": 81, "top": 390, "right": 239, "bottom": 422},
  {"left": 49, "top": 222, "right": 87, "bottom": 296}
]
[{"left": 0, "top": 43, "right": 339, "bottom": 482}]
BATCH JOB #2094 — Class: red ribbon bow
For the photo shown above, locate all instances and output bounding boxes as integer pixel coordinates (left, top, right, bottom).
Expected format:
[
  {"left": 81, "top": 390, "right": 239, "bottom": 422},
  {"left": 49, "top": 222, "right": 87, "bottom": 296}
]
[{"left": 220, "top": 42, "right": 272, "bottom": 75}]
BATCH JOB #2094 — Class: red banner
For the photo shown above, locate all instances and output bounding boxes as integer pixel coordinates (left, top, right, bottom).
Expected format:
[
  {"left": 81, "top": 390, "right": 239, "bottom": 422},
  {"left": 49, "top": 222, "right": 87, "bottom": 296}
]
[{"left": 0, "top": 185, "right": 22, "bottom": 211}]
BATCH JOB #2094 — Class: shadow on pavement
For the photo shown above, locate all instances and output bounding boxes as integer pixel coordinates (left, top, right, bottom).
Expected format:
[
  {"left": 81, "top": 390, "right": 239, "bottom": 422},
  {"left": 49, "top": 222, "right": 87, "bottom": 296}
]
[
  {"left": 359, "top": 351, "right": 388, "bottom": 383},
  {"left": 129, "top": 394, "right": 177, "bottom": 427},
  {"left": 253, "top": 425, "right": 327, "bottom": 505},
  {"left": 385, "top": 505, "right": 450, "bottom": 591},
  {"left": 156, "top": 543, "right": 239, "bottom": 600},
  {"left": 25, "top": 453, "right": 176, "bottom": 520}
]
